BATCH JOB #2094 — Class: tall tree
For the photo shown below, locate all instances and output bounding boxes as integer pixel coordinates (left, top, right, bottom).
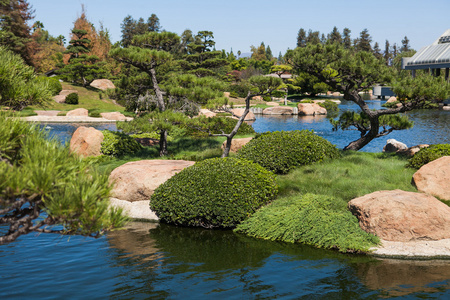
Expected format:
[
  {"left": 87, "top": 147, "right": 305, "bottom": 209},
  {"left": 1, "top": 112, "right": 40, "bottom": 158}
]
[
  {"left": 400, "top": 36, "right": 411, "bottom": 52},
  {"left": 355, "top": 28, "right": 372, "bottom": 52},
  {"left": 384, "top": 40, "right": 392, "bottom": 65},
  {"left": 328, "top": 26, "right": 342, "bottom": 44},
  {"left": 0, "top": 0, "right": 35, "bottom": 66},
  {"left": 297, "top": 28, "right": 306, "bottom": 48},
  {"left": 147, "top": 13, "right": 161, "bottom": 32},
  {"left": 342, "top": 27, "right": 352, "bottom": 49},
  {"left": 306, "top": 30, "right": 321, "bottom": 45},
  {"left": 120, "top": 13, "right": 161, "bottom": 47},
  {"left": 288, "top": 43, "right": 449, "bottom": 151},
  {"left": 392, "top": 43, "right": 398, "bottom": 58},
  {"left": 266, "top": 45, "right": 273, "bottom": 60},
  {"left": 373, "top": 42, "right": 382, "bottom": 59}
]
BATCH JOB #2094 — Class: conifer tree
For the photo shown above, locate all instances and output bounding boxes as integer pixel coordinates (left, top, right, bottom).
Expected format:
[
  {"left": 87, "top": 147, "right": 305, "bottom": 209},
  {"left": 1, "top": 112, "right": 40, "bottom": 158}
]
[
  {"left": 384, "top": 40, "right": 392, "bottom": 65},
  {"left": 328, "top": 26, "right": 342, "bottom": 44},
  {"left": 297, "top": 28, "right": 307, "bottom": 47},
  {"left": 342, "top": 27, "right": 352, "bottom": 49}
]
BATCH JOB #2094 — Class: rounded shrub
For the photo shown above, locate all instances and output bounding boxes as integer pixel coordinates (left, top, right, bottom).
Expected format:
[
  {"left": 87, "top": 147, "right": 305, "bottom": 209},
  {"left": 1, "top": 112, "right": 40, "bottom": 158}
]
[
  {"left": 150, "top": 157, "right": 278, "bottom": 228},
  {"left": 65, "top": 92, "right": 79, "bottom": 105},
  {"left": 237, "top": 130, "right": 340, "bottom": 174},
  {"left": 100, "top": 130, "right": 142, "bottom": 157},
  {"left": 407, "top": 144, "right": 450, "bottom": 169}
]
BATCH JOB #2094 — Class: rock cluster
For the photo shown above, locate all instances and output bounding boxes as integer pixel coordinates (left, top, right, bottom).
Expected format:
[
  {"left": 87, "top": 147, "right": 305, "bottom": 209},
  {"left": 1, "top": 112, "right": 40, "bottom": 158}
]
[{"left": 297, "top": 103, "right": 327, "bottom": 116}]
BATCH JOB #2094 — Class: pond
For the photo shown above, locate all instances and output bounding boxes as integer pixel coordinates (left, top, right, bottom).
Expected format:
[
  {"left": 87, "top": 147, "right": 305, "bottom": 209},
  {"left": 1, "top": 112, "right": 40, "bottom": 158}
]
[{"left": 1, "top": 103, "right": 449, "bottom": 299}]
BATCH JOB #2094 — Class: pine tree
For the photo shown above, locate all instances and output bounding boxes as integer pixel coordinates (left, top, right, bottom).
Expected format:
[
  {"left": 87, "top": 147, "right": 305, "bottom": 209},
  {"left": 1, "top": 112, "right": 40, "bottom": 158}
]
[
  {"left": 384, "top": 40, "right": 392, "bottom": 65},
  {"left": 297, "top": 28, "right": 307, "bottom": 47},
  {"left": 328, "top": 26, "right": 342, "bottom": 44},
  {"left": 355, "top": 28, "right": 372, "bottom": 52},
  {"left": 373, "top": 42, "right": 382, "bottom": 59},
  {"left": 342, "top": 28, "right": 352, "bottom": 49},
  {"left": 266, "top": 45, "right": 273, "bottom": 60},
  {"left": 400, "top": 36, "right": 411, "bottom": 52},
  {"left": 306, "top": 30, "right": 321, "bottom": 45}
]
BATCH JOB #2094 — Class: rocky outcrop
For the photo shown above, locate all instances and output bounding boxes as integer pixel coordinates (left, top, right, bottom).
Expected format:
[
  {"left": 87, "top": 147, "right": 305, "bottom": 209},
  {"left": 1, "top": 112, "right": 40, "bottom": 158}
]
[
  {"left": 69, "top": 126, "right": 104, "bottom": 157},
  {"left": 387, "top": 96, "right": 397, "bottom": 103},
  {"left": 66, "top": 108, "right": 89, "bottom": 117},
  {"left": 90, "top": 79, "right": 115, "bottom": 90},
  {"left": 262, "top": 106, "right": 294, "bottom": 115},
  {"left": 221, "top": 137, "right": 252, "bottom": 154},
  {"left": 412, "top": 156, "right": 450, "bottom": 200},
  {"left": 231, "top": 108, "right": 256, "bottom": 121},
  {"left": 100, "top": 112, "right": 127, "bottom": 121},
  {"left": 198, "top": 108, "right": 216, "bottom": 118},
  {"left": 383, "top": 139, "right": 408, "bottom": 153},
  {"left": 398, "top": 144, "right": 429, "bottom": 157},
  {"left": 348, "top": 190, "right": 450, "bottom": 242},
  {"left": 109, "top": 160, "right": 195, "bottom": 220},
  {"left": 109, "top": 160, "right": 195, "bottom": 202},
  {"left": 53, "top": 90, "right": 78, "bottom": 103},
  {"left": 297, "top": 103, "right": 327, "bottom": 116}
]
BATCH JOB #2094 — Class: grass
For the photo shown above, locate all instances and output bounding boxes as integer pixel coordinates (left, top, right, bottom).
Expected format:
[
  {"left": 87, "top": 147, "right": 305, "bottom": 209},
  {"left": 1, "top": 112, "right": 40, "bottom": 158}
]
[
  {"left": 29, "top": 82, "right": 128, "bottom": 114},
  {"left": 276, "top": 151, "right": 417, "bottom": 202}
]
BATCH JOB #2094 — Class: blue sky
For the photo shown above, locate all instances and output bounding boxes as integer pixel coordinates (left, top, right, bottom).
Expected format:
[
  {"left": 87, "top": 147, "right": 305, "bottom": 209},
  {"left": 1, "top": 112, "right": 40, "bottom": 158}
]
[{"left": 29, "top": 0, "right": 449, "bottom": 55}]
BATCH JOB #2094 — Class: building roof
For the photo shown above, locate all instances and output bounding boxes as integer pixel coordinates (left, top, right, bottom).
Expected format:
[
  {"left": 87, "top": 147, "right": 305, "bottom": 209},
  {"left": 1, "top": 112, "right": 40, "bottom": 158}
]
[{"left": 404, "top": 29, "right": 450, "bottom": 70}]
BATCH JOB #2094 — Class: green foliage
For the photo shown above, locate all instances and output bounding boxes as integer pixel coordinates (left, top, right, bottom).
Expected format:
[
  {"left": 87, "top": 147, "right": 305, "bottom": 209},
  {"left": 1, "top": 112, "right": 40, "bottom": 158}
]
[
  {"left": 36, "top": 76, "right": 62, "bottom": 96},
  {"left": 100, "top": 130, "right": 142, "bottom": 157},
  {"left": 65, "top": 92, "right": 79, "bottom": 105},
  {"left": 237, "top": 130, "right": 340, "bottom": 174},
  {"left": 330, "top": 111, "right": 414, "bottom": 133},
  {"left": 0, "top": 113, "right": 127, "bottom": 244},
  {"left": 0, "top": 46, "right": 52, "bottom": 110},
  {"left": 87, "top": 109, "right": 101, "bottom": 118},
  {"left": 290, "top": 72, "right": 329, "bottom": 96},
  {"left": 235, "top": 193, "right": 379, "bottom": 253},
  {"left": 407, "top": 144, "right": 450, "bottom": 169},
  {"left": 317, "top": 100, "right": 339, "bottom": 118},
  {"left": 150, "top": 157, "right": 278, "bottom": 228},
  {"left": 186, "top": 116, "right": 256, "bottom": 137}
]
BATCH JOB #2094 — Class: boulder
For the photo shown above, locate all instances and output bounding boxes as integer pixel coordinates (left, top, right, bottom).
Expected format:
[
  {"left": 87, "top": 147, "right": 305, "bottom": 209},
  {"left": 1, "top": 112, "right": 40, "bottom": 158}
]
[
  {"left": 387, "top": 96, "right": 397, "bottom": 103},
  {"left": 69, "top": 126, "right": 104, "bottom": 157},
  {"left": 53, "top": 90, "right": 78, "bottom": 103},
  {"left": 332, "top": 92, "right": 341, "bottom": 97},
  {"left": 252, "top": 96, "right": 263, "bottom": 101},
  {"left": 221, "top": 137, "right": 252, "bottom": 153},
  {"left": 109, "top": 160, "right": 195, "bottom": 202},
  {"left": 109, "top": 198, "right": 158, "bottom": 221},
  {"left": 90, "top": 79, "right": 115, "bottom": 90},
  {"left": 297, "top": 103, "right": 327, "bottom": 116},
  {"left": 231, "top": 108, "right": 256, "bottom": 121},
  {"left": 199, "top": 108, "right": 216, "bottom": 118},
  {"left": 443, "top": 106, "right": 450, "bottom": 111},
  {"left": 348, "top": 190, "right": 450, "bottom": 242},
  {"left": 398, "top": 144, "right": 429, "bottom": 157},
  {"left": 66, "top": 108, "right": 88, "bottom": 117},
  {"left": 266, "top": 101, "right": 280, "bottom": 106},
  {"left": 383, "top": 139, "right": 408, "bottom": 153},
  {"left": 262, "top": 106, "right": 294, "bottom": 115},
  {"left": 100, "top": 112, "right": 127, "bottom": 121},
  {"left": 412, "top": 156, "right": 450, "bottom": 200}
]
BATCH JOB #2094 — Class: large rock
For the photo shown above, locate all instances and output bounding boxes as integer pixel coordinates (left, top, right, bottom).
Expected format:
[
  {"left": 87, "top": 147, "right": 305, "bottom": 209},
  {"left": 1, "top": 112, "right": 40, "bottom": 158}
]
[
  {"left": 69, "top": 126, "right": 104, "bottom": 157},
  {"left": 387, "top": 96, "right": 397, "bottom": 103},
  {"left": 266, "top": 101, "right": 280, "bottom": 106},
  {"left": 398, "top": 144, "right": 429, "bottom": 157},
  {"left": 383, "top": 139, "right": 408, "bottom": 153},
  {"left": 53, "top": 90, "right": 78, "bottom": 103},
  {"left": 66, "top": 108, "right": 88, "bottom": 117},
  {"left": 262, "top": 106, "right": 294, "bottom": 115},
  {"left": 100, "top": 112, "right": 127, "bottom": 121},
  {"left": 90, "top": 79, "right": 115, "bottom": 90},
  {"left": 412, "top": 156, "right": 450, "bottom": 200},
  {"left": 198, "top": 108, "right": 216, "bottom": 118},
  {"left": 297, "top": 103, "right": 327, "bottom": 116},
  {"left": 109, "top": 198, "right": 159, "bottom": 221},
  {"left": 231, "top": 108, "right": 256, "bottom": 121},
  {"left": 109, "top": 160, "right": 195, "bottom": 202},
  {"left": 221, "top": 137, "right": 252, "bottom": 154},
  {"left": 348, "top": 190, "right": 450, "bottom": 242}
]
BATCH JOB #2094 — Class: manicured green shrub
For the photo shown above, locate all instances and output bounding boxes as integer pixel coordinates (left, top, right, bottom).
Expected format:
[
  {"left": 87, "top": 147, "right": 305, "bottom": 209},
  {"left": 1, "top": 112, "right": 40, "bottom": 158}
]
[
  {"left": 150, "top": 157, "right": 278, "bottom": 228},
  {"left": 65, "top": 92, "right": 79, "bottom": 105},
  {"left": 88, "top": 109, "right": 101, "bottom": 118},
  {"left": 407, "top": 144, "right": 450, "bottom": 169},
  {"left": 237, "top": 130, "right": 340, "bottom": 174},
  {"left": 100, "top": 130, "right": 142, "bottom": 157},
  {"left": 317, "top": 100, "right": 339, "bottom": 117},
  {"left": 235, "top": 193, "right": 380, "bottom": 253}
]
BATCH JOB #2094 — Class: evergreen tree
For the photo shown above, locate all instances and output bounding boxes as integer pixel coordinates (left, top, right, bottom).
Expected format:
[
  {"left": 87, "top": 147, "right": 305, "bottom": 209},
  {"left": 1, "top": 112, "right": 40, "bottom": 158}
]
[
  {"left": 120, "top": 15, "right": 135, "bottom": 47},
  {"left": 384, "top": 40, "right": 392, "bottom": 65},
  {"left": 355, "top": 28, "right": 372, "bottom": 52},
  {"left": 342, "top": 27, "right": 352, "bottom": 48},
  {"left": 297, "top": 28, "right": 306, "bottom": 48},
  {"left": 400, "top": 36, "right": 411, "bottom": 52},
  {"left": 147, "top": 13, "right": 161, "bottom": 32},
  {"left": 0, "top": 0, "right": 35, "bottom": 66},
  {"left": 306, "top": 30, "right": 321, "bottom": 45},
  {"left": 392, "top": 43, "right": 398, "bottom": 58},
  {"left": 320, "top": 33, "right": 327, "bottom": 44},
  {"left": 373, "top": 42, "right": 382, "bottom": 59},
  {"left": 266, "top": 45, "right": 273, "bottom": 60},
  {"left": 120, "top": 13, "right": 161, "bottom": 47},
  {"left": 328, "top": 26, "right": 342, "bottom": 44}
]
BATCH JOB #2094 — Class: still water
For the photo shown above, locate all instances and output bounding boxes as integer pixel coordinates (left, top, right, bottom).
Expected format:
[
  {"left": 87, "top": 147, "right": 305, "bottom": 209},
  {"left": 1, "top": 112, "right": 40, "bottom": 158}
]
[{"left": 0, "top": 102, "right": 449, "bottom": 299}]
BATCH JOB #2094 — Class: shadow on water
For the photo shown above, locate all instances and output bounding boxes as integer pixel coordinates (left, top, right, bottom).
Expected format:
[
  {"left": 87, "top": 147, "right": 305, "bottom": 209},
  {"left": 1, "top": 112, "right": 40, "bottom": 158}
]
[{"left": 105, "top": 222, "right": 450, "bottom": 299}]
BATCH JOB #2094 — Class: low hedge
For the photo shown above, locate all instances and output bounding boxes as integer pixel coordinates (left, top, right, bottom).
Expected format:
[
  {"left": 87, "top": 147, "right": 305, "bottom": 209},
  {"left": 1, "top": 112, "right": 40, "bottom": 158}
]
[
  {"left": 150, "top": 157, "right": 278, "bottom": 228},
  {"left": 407, "top": 144, "right": 450, "bottom": 169},
  {"left": 237, "top": 130, "right": 340, "bottom": 174},
  {"left": 100, "top": 130, "right": 142, "bottom": 157},
  {"left": 235, "top": 193, "right": 380, "bottom": 253}
]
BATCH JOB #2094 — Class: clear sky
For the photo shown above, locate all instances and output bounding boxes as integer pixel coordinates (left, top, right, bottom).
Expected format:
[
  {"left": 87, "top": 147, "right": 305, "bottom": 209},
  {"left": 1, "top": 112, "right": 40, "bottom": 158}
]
[{"left": 28, "top": 0, "right": 450, "bottom": 55}]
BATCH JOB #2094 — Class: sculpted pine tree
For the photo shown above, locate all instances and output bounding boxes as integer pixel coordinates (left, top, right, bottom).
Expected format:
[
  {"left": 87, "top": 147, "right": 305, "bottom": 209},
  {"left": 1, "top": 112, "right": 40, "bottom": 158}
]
[{"left": 288, "top": 43, "right": 450, "bottom": 150}]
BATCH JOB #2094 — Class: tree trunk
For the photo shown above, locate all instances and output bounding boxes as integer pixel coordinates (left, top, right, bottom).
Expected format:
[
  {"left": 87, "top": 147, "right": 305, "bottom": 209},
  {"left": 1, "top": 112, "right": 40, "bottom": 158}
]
[
  {"left": 159, "top": 129, "right": 168, "bottom": 156},
  {"left": 343, "top": 113, "right": 380, "bottom": 151}
]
